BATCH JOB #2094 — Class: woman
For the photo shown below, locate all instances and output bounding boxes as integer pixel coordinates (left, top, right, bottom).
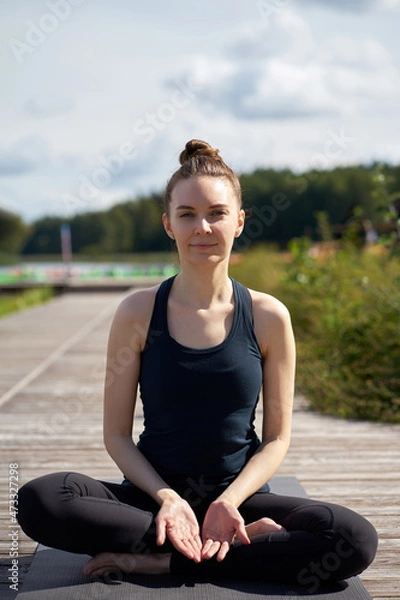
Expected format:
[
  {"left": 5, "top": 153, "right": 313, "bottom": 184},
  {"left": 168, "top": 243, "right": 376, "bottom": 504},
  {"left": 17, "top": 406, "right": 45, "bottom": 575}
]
[{"left": 18, "top": 140, "right": 378, "bottom": 588}]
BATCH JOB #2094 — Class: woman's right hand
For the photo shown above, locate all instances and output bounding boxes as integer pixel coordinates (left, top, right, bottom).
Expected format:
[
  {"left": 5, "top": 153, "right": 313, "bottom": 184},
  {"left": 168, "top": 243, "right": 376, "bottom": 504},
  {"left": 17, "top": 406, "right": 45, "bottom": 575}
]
[{"left": 156, "top": 493, "right": 202, "bottom": 562}]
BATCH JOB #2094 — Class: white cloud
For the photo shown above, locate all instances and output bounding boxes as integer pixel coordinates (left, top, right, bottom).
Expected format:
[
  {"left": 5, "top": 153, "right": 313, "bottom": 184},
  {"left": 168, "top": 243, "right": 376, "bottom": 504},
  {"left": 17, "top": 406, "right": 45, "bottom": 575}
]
[
  {"left": 174, "top": 10, "right": 400, "bottom": 122},
  {"left": 297, "top": 0, "right": 400, "bottom": 12},
  {"left": 0, "top": 136, "right": 50, "bottom": 175},
  {"left": 381, "top": 0, "right": 400, "bottom": 7},
  {"left": 23, "top": 95, "right": 74, "bottom": 118},
  {"left": 322, "top": 36, "right": 392, "bottom": 70},
  {"left": 1, "top": 1, "right": 400, "bottom": 222}
]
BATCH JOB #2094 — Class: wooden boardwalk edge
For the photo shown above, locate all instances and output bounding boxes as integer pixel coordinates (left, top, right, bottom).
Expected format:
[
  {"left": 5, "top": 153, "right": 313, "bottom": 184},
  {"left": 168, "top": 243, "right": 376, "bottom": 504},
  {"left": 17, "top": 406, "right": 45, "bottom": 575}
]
[{"left": 0, "top": 291, "right": 399, "bottom": 599}]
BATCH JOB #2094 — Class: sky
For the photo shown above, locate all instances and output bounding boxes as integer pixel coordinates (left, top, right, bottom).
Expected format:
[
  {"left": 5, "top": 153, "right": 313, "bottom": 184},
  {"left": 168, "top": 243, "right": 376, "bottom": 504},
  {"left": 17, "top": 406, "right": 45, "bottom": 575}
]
[{"left": 1, "top": 0, "right": 400, "bottom": 223}]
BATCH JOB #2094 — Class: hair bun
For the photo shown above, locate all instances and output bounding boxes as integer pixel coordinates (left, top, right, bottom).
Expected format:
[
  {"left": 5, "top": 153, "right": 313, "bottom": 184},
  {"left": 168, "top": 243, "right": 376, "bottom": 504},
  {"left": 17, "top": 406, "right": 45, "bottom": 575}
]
[{"left": 179, "top": 139, "right": 222, "bottom": 165}]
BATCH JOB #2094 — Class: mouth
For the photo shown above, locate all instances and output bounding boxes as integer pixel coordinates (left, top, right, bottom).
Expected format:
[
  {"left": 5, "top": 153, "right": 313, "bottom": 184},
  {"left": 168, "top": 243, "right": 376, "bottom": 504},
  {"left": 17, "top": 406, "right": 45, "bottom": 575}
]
[{"left": 190, "top": 243, "right": 218, "bottom": 249}]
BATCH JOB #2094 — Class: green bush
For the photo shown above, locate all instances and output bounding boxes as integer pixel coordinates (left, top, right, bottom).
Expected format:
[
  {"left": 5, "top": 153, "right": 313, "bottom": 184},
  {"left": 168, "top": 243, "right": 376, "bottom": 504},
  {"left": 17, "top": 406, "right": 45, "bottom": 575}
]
[
  {"left": 0, "top": 287, "right": 54, "bottom": 319},
  {"left": 231, "top": 242, "right": 400, "bottom": 423},
  {"left": 281, "top": 242, "right": 400, "bottom": 422}
]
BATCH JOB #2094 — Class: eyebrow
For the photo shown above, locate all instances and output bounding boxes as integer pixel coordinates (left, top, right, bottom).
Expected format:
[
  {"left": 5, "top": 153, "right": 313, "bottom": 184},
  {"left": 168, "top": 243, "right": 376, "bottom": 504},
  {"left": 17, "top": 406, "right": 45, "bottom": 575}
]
[{"left": 175, "top": 203, "right": 229, "bottom": 210}]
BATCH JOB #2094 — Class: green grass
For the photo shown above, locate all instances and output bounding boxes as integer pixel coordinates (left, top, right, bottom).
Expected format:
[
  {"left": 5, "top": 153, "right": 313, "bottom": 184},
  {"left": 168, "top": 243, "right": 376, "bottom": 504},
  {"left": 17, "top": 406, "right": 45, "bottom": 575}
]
[
  {"left": 0, "top": 287, "right": 54, "bottom": 319},
  {"left": 0, "top": 252, "right": 20, "bottom": 266}
]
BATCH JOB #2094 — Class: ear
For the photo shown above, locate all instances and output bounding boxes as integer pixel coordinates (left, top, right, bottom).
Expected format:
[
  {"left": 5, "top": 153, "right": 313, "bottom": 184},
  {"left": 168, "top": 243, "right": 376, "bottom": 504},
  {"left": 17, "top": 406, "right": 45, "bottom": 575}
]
[
  {"left": 162, "top": 212, "right": 174, "bottom": 240},
  {"left": 235, "top": 209, "right": 245, "bottom": 238}
]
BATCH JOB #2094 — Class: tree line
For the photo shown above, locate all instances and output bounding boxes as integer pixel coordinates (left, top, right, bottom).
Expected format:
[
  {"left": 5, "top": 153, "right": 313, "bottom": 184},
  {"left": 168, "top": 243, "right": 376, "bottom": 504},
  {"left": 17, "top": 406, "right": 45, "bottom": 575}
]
[{"left": 1, "top": 163, "right": 399, "bottom": 257}]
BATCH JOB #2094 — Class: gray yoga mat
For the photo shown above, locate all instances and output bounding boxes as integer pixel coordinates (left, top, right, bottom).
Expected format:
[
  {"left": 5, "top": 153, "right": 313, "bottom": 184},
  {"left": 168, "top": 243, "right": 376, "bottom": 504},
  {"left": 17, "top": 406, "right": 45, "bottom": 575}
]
[{"left": 15, "top": 477, "right": 372, "bottom": 600}]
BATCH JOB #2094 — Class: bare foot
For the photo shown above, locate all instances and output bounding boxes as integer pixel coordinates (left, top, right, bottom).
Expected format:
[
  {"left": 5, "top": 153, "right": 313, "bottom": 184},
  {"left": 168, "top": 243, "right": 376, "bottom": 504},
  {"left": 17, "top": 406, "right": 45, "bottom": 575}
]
[
  {"left": 83, "top": 519, "right": 286, "bottom": 578},
  {"left": 83, "top": 552, "right": 171, "bottom": 579},
  {"left": 245, "top": 517, "right": 286, "bottom": 539}
]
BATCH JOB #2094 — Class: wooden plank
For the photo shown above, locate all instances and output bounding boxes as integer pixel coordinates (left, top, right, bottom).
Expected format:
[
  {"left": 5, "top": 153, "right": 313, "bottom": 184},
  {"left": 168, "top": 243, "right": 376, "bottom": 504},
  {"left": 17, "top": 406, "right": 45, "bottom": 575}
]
[{"left": 0, "top": 291, "right": 399, "bottom": 599}]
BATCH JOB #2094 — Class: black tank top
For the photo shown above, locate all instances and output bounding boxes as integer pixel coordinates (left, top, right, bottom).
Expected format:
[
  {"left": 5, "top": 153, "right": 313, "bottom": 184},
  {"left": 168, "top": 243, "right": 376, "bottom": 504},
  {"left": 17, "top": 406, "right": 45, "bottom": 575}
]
[{"left": 136, "top": 275, "right": 270, "bottom": 496}]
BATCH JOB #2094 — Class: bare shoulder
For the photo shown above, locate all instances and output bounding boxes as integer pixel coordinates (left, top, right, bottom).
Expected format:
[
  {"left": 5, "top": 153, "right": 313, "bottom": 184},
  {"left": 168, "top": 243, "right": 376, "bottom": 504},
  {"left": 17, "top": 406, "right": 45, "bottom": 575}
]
[
  {"left": 117, "top": 284, "right": 160, "bottom": 318},
  {"left": 248, "top": 288, "right": 291, "bottom": 322},
  {"left": 109, "top": 283, "right": 161, "bottom": 351},
  {"left": 247, "top": 288, "right": 294, "bottom": 354}
]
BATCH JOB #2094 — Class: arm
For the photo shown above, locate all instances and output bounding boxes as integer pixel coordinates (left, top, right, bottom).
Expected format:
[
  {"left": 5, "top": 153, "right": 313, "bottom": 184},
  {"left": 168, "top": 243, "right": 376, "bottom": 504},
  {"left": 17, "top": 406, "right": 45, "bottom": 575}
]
[
  {"left": 103, "top": 290, "right": 170, "bottom": 502},
  {"left": 202, "top": 293, "right": 295, "bottom": 560},
  {"left": 218, "top": 294, "right": 295, "bottom": 504},
  {"left": 103, "top": 290, "right": 202, "bottom": 561}
]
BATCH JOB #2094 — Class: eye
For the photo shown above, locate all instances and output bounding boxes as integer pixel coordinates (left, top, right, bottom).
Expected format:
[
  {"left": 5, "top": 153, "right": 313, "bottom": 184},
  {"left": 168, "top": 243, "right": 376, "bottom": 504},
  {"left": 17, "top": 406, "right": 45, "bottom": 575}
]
[{"left": 179, "top": 212, "right": 194, "bottom": 218}]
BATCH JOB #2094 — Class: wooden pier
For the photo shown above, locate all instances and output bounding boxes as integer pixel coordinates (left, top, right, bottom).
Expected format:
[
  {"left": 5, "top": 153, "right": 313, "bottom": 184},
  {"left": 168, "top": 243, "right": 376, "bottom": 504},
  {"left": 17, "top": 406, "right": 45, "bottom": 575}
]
[{"left": 0, "top": 288, "right": 399, "bottom": 599}]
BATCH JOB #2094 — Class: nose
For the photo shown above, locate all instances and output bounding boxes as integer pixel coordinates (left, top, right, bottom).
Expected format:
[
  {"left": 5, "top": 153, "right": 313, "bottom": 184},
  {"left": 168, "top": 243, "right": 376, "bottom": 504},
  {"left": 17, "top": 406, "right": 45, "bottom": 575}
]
[{"left": 194, "top": 217, "right": 212, "bottom": 235}]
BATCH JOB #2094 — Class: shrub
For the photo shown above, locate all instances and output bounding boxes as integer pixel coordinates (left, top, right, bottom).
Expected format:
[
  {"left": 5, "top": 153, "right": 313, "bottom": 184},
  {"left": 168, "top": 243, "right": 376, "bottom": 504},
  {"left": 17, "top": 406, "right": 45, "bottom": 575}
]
[
  {"left": 0, "top": 287, "right": 54, "bottom": 319},
  {"left": 231, "top": 242, "right": 400, "bottom": 423}
]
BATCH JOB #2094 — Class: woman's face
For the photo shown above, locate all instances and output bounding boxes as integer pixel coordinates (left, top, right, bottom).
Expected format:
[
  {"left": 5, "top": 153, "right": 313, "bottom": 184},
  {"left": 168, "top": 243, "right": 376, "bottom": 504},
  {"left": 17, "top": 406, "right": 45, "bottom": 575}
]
[{"left": 163, "top": 176, "right": 245, "bottom": 267}]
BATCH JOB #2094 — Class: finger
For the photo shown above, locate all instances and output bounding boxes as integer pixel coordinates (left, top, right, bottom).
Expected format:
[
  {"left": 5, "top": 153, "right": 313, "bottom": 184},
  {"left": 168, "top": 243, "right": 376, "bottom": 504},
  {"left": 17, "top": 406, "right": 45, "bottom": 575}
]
[
  {"left": 194, "top": 533, "right": 203, "bottom": 554},
  {"left": 172, "top": 540, "right": 195, "bottom": 559},
  {"left": 201, "top": 538, "right": 215, "bottom": 555},
  {"left": 196, "top": 535, "right": 203, "bottom": 550},
  {"left": 201, "top": 540, "right": 221, "bottom": 560},
  {"left": 235, "top": 523, "right": 251, "bottom": 546},
  {"left": 216, "top": 540, "right": 231, "bottom": 562},
  {"left": 187, "top": 533, "right": 203, "bottom": 556},
  {"left": 167, "top": 533, "right": 198, "bottom": 561},
  {"left": 156, "top": 519, "right": 166, "bottom": 546},
  {"left": 182, "top": 538, "right": 202, "bottom": 562}
]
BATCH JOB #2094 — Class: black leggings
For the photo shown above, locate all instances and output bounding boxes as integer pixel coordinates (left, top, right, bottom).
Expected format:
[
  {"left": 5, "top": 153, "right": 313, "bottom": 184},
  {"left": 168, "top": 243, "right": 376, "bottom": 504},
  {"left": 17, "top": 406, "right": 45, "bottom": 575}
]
[{"left": 17, "top": 472, "right": 378, "bottom": 591}]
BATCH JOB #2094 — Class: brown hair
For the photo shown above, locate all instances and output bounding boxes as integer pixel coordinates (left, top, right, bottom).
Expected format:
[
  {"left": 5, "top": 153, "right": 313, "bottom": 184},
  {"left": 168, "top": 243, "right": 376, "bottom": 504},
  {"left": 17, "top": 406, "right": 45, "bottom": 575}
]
[{"left": 164, "top": 139, "right": 242, "bottom": 214}]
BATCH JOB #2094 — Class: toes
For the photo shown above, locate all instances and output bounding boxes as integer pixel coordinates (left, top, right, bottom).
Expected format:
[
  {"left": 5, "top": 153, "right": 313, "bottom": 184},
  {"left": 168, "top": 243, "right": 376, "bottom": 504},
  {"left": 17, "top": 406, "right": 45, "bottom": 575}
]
[
  {"left": 83, "top": 553, "right": 124, "bottom": 578},
  {"left": 91, "top": 567, "right": 122, "bottom": 581},
  {"left": 245, "top": 518, "right": 286, "bottom": 539}
]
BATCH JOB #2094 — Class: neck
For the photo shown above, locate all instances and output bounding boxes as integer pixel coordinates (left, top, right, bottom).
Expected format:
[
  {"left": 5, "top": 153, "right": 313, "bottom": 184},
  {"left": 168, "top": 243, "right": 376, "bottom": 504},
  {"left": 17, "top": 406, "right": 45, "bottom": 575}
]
[{"left": 173, "top": 263, "right": 232, "bottom": 309}]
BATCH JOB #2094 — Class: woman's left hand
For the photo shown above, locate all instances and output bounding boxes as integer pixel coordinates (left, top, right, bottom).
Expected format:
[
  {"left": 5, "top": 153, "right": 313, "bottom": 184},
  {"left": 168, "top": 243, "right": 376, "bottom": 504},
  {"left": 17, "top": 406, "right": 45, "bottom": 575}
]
[{"left": 201, "top": 499, "right": 250, "bottom": 561}]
